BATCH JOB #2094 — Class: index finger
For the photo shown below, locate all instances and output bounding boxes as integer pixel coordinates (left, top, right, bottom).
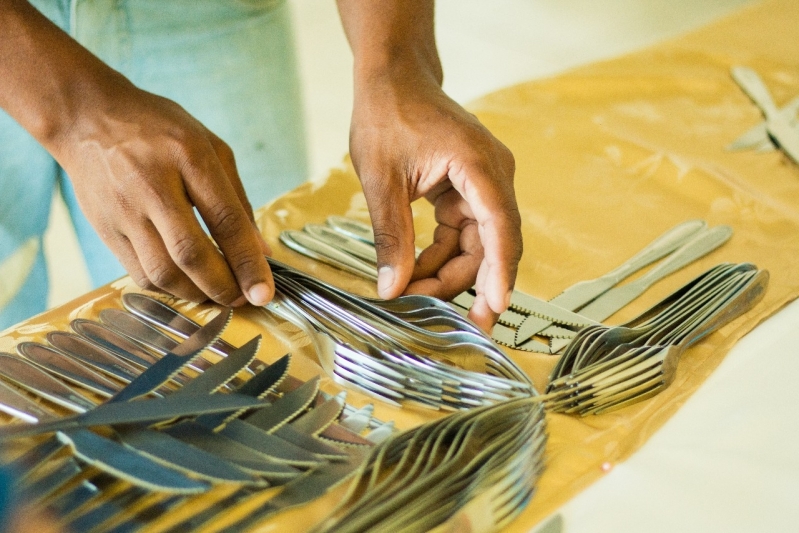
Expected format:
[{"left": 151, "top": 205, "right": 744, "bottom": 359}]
[
  {"left": 447, "top": 159, "right": 522, "bottom": 315},
  {"left": 178, "top": 142, "right": 274, "bottom": 306}
]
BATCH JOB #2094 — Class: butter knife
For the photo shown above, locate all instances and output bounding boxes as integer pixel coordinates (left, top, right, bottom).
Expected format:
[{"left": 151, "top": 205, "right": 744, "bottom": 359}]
[
  {"left": 727, "top": 95, "right": 799, "bottom": 151},
  {"left": 514, "top": 219, "right": 707, "bottom": 345},
  {"left": 575, "top": 224, "right": 733, "bottom": 322},
  {"left": 732, "top": 66, "right": 799, "bottom": 164}
]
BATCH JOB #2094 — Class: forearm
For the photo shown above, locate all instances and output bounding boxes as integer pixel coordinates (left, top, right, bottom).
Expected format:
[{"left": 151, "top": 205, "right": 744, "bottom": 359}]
[
  {"left": 336, "top": 0, "right": 443, "bottom": 89},
  {"left": 0, "top": 0, "right": 131, "bottom": 153}
]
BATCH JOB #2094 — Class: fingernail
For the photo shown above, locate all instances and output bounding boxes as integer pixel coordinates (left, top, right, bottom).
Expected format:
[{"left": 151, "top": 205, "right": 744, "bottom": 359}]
[
  {"left": 504, "top": 289, "right": 513, "bottom": 309},
  {"left": 247, "top": 282, "right": 273, "bottom": 306},
  {"left": 377, "top": 266, "right": 395, "bottom": 299}
]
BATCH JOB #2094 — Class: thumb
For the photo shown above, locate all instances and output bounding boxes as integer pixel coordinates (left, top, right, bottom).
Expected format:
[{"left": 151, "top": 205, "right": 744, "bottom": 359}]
[{"left": 362, "top": 175, "right": 416, "bottom": 300}]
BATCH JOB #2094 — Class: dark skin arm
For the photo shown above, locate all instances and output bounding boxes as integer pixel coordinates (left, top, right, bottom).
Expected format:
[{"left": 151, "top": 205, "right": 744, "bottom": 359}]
[
  {"left": 0, "top": 0, "right": 273, "bottom": 308},
  {"left": 337, "top": 0, "right": 523, "bottom": 330},
  {"left": 0, "top": 1, "right": 522, "bottom": 331}
]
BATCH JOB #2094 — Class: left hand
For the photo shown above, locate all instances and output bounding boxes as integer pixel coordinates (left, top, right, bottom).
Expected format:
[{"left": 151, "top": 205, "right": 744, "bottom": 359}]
[{"left": 349, "top": 69, "right": 522, "bottom": 331}]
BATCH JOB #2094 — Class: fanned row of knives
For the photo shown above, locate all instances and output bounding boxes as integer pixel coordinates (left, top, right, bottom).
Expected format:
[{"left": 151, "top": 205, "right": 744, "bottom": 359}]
[{"left": 0, "top": 295, "right": 397, "bottom": 532}]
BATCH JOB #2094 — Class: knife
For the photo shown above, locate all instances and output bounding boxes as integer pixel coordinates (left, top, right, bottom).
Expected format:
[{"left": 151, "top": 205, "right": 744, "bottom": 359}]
[
  {"left": 58, "top": 429, "right": 211, "bottom": 494},
  {"left": 290, "top": 396, "right": 344, "bottom": 436},
  {"left": 727, "top": 95, "right": 799, "bottom": 151},
  {"left": 0, "top": 353, "right": 95, "bottom": 414},
  {"left": 16, "top": 342, "right": 120, "bottom": 398},
  {"left": 0, "top": 393, "right": 267, "bottom": 441},
  {"left": 193, "top": 359, "right": 347, "bottom": 460},
  {"left": 280, "top": 229, "right": 378, "bottom": 281},
  {"left": 71, "top": 318, "right": 161, "bottom": 369},
  {"left": 192, "top": 353, "right": 290, "bottom": 430},
  {"left": 305, "top": 223, "right": 378, "bottom": 264},
  {"left": 732, "top": 66, "right": 799, "bottom": 164},
  {"left": 99, "top": 308, "right": 215, "bottom": 377},
  {"left": 513, "top": 219, "right": 707, "bottom": 345},
  {"left": 121, "top": 293, "right": 238, "bottom": 357},
  {"left": 109, "top": 308, "right": 231, "bottom": 402},
  {"left": 161, "top": 420, "right": 302, "bottom": 480},
  {"left": 174, "top": 335, "right": 261, "bottom": 396},
  {"left": 121, "top": 293, "right": 270, "bottom": 375},
  {"left": 46, "top": 331, "right": 141, "bottom": 384},
  {"left": 572, "top": 225, "right": 733, "bottom": 323},
  {"left": 244, "top": 377, "right": 320, "bottom": 433}
]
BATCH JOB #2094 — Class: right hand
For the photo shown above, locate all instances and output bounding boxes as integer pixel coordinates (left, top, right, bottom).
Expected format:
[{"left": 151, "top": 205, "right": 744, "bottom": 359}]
[{"left": 52, "top": 81, "right": 274, "bottom": 307}]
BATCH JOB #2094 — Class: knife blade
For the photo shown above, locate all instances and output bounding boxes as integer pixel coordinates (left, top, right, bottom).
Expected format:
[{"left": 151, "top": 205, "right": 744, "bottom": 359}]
[
  {"left": 732, "top": 66, "right": 799, "bottom": 164},
  {"left": 174, "top": 335, "right": 260, "bottom": 396},
  {"left": 514, "top": 219, "right": 707, "bottom": 345},
  {"left": 161, "top": 420, "right": 302, "bottom": 480},
  {"left": 193, "top": 353, "right": 290, "bottom": 429},
  {"left": 58, "top": 429, "right": 211, "bottom": 494},
  {"left": 290, "top": 396, "right": 344, "bottom": 436},
  {"left": 108, "top": 308, "right": 231, "bottom": 402},
  {"left": 115, "top": 426, "right": 264, "bottom": 485},
  {"left": 0, "top": 393, "right": 267, "bottom": 441},
  {"left": 500, "top": 292, "right": 599, "bottom": 327},
  {"left": 727, "top": 95, "right": 799, "bottom": 151},
  {"left": 576, "top": 225, "right": 733, "bottom": 322},
  {"left": 121, "top": 293, "right": 269, "bottom": 374},
  {"left": 244, "top": 376, "right": 320, "bottom": 433}
]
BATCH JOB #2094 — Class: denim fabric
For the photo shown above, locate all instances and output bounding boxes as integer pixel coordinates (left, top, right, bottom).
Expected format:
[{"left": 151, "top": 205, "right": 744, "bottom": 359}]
[{"left": 0, "top": 0, "right": 307, "bottom": 328}]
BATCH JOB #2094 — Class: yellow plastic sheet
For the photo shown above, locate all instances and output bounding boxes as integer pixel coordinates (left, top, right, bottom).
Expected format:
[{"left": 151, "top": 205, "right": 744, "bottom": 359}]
[{"left": 2, "top": 0, "right": 799, "bottom": 530}]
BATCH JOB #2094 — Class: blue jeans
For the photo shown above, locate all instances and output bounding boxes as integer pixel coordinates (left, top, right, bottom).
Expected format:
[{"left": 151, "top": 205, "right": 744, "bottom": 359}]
[{"left": 0, "top": 0, "right": 307, "bottom": 328}]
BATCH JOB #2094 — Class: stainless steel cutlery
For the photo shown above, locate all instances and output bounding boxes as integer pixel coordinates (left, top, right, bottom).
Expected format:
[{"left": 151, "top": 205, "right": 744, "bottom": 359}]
[{"left": 730, "top": 66, "right": 799, "bottom": 164}]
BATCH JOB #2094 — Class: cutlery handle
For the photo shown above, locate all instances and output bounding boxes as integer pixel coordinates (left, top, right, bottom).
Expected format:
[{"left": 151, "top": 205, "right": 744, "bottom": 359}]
[
  {"left": 731, "top": 66, "right": 778, "bottom": 117},
  {"left": 602, "top": 219, "right": 707, "bottom": 283},
  {"left": 637, "top": 225, "right": 733, "bottom": 288},
  {"left": 679, "top": 269, "right": 768, "bottom": 350}
]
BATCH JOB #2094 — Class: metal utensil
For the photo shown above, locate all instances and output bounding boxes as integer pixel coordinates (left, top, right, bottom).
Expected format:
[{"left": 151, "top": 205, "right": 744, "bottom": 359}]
[
  {"left": 544, "top": 263, "right": 768, "bottom": 415},
  {"left": 572, "top": 225, "right": 733, "bottom": 323},
  {"left": 732, "top": 66, "right": 799, "bottom": 164},
  {"left": 513, "top": 219, "right": 708, "bottom": 346}
]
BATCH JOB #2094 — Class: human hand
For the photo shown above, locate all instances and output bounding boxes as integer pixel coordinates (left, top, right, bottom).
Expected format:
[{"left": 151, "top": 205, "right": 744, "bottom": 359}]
[
  {"left": 52, "top": 81, "right": 274, "bottom": 307},
  {"left": 349, "top": 71, "right": 522, "bottom": 331}
]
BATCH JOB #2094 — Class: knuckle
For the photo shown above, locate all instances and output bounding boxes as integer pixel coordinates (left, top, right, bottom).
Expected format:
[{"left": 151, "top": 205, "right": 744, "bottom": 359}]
[
  {"left": 208, "top": 203, "right": 245, "bottom": 240},
  {"left": 171, "top": 233, "right": 206, "bottom": 270},
  {"left": 143, "top": 260, "right": 180, "bottom": 291},
  {"left": 207, "top": 284, "right": 241, "bottom": 306},
  {"left": 373, "top": 227, "right": 402, "bottom": 258}
]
